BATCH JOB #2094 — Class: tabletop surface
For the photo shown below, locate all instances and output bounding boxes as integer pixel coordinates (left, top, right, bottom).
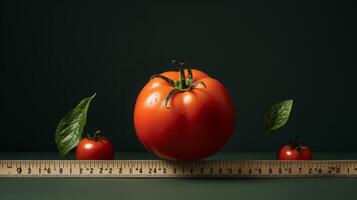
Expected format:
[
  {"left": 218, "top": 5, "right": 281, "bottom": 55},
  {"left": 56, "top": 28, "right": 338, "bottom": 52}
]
[{"left": 1, "top": 152, "right": 357, "bottom": 200}]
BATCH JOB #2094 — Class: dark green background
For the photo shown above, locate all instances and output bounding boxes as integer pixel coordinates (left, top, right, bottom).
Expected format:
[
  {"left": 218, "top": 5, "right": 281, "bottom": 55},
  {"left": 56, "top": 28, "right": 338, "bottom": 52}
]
[{"left": 1, "top": 0, "right": 356, "bottom": 152}]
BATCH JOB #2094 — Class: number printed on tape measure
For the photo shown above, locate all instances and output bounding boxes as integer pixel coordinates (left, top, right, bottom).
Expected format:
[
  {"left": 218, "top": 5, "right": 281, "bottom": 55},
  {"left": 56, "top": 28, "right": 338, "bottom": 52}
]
[{"left": 1, "top": 160, "right": 357, "bottom": 178}]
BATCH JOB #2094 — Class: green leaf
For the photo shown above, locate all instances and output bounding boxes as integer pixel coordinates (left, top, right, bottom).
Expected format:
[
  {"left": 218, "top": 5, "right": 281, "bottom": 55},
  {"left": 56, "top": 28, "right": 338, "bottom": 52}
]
[
  {"left": 264, "top": 99, "right": 293, "bottom": 132},
  {"left": 55, "top": 93, "right": 96, "bottom": 156}
]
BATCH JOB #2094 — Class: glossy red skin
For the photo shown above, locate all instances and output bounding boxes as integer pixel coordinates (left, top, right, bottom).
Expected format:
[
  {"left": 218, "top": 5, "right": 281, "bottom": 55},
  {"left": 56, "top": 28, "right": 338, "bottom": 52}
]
[
  {"left": 277, "top": 144, "right": 312, "bottom": 160},
  {"left": 134, "top": 69, "right": 236, "bottom": 161},
  {"left": 76, "top": 137, "right": 115, "bottom": 160}
]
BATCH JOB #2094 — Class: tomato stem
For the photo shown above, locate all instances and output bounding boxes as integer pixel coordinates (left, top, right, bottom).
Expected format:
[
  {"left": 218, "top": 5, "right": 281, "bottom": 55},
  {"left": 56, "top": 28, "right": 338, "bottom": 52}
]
[
  {"left": 150, "top": 60, "right": 207, "bottom": 108},
  {"left": 180, "top": 62, "right": 193, "bottom": 85},
  {"left": 172, "top": 60, "right": 187, "bottom": 89}
]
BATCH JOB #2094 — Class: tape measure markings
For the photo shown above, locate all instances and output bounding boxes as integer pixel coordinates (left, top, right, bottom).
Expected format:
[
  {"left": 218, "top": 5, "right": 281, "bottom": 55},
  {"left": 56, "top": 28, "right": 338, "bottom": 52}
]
[{"left": 1, "top": 160, "right": 357, "bottom": 178}]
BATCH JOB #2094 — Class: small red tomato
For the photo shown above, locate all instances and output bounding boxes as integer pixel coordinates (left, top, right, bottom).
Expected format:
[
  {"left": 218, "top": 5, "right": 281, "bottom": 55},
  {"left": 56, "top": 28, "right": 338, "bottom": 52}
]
[
  {"left": 76, "top": 131, "right": 115, "bottom": 160},
  {"left": 277, "top": 137, "right": 312, "bottom": 160}
]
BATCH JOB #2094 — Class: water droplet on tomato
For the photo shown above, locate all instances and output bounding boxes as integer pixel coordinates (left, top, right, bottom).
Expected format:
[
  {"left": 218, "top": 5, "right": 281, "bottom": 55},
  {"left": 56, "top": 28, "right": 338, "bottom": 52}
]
[{"left": 145, "top": 93, "right": 160, "bottom": 106}]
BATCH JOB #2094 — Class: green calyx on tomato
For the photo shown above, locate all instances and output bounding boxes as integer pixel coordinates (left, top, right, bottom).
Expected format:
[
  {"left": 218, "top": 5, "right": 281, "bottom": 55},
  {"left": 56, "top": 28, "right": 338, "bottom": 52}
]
[
  {"left": 86, "top": 130, "right": 103, "bottom": 141},
  {"left": 289, "top": 136, "right": 306, "bottom": 152},
  {"left": 150, "top": 60, "right": 206, "bottom": 108}
]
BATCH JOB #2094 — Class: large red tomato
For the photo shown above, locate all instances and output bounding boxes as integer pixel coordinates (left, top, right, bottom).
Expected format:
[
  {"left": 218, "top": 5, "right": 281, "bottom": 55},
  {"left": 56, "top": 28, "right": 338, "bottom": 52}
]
[{"left": 134, "top": 61, "right": 236, "bottom": 161}]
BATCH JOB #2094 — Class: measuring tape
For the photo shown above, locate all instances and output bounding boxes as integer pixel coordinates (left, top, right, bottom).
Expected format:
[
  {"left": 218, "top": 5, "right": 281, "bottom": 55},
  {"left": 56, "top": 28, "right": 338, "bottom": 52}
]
[{"left": 1, "top": 160, "right": 356, "bottom": 178}]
